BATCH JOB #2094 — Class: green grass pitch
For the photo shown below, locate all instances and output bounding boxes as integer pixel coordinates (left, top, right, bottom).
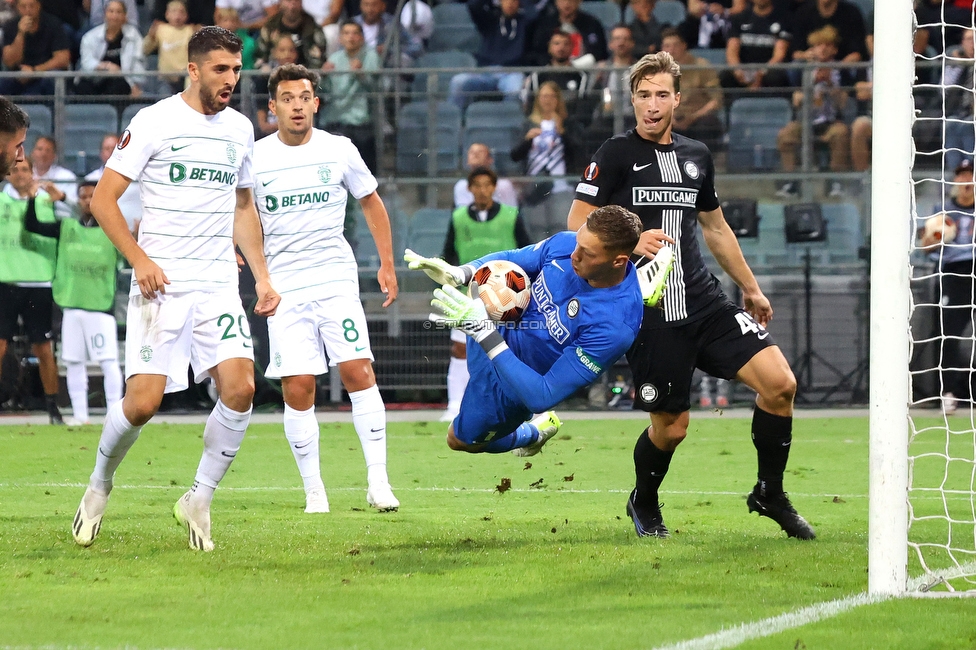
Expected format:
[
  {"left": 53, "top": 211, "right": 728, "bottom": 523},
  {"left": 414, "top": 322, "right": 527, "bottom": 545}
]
[{"left": 1, "top": 414, "right": 975, "bottom": 649}]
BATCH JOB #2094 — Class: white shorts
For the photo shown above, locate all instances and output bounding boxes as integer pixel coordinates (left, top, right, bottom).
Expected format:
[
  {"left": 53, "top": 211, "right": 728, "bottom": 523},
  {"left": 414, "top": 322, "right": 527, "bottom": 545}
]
[
  {"left": 265, "top": 294, "right": 373, "bottom": 379},
  {"left": 124, "top": 291, "right": 253, "bottom": 393},
  {"left": 61, "top": 309, "right": 119, "bottom": 363}
]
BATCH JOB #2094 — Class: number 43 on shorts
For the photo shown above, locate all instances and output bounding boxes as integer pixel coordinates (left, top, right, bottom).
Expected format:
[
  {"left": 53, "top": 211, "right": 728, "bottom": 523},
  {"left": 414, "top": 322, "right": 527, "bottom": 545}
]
[{"left": 735, "top": 312, "right": 770, "bottom": 340}]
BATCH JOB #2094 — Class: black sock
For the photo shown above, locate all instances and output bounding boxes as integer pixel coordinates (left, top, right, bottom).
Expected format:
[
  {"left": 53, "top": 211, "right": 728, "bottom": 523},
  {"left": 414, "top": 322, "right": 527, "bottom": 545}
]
[
  {"left": 45, "top": 394, "right": 59, "bottom": 414},
  {"left": 633, "top": 427, "right": 673, "bottom": 507},
  {"left": 751, "top": 406, "right": 792, "bottom": 497}
]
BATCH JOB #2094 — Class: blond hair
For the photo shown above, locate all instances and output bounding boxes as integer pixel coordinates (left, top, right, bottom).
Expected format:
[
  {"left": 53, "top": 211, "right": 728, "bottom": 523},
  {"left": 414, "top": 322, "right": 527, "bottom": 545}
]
[
  {"left": 529, "top": 81, "right": 569, "bottom": 132},
  {"left": 629, "top": 51, "right": 681, "bottom": 95},
  {"left": 807, "top": 25, "right": 840, "bottom": 48}
]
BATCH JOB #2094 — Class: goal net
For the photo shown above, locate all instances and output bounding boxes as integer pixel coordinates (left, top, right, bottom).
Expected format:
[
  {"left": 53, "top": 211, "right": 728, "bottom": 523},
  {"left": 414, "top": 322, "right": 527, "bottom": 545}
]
[{"left": 873, "top": 0, "right": 976, "bottom": 595}]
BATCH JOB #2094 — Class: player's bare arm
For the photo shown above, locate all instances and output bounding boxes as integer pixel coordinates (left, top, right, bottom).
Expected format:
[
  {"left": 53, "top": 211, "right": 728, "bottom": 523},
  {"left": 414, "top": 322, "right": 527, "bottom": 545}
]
[
  {"left": 92, "top": 167, "right": 170, "bottom": 299},
  {"left": 567, "top": 199, "right": 597, "bottom": 231},
  {"left": 698, "top": 206, "right": 772, "bottom": 326},
  {"left": 360, "top": 190, "right": 399, "bottom": 307},
  {"left": 234, "top": 186, "right": 280, "bottom": 317}
]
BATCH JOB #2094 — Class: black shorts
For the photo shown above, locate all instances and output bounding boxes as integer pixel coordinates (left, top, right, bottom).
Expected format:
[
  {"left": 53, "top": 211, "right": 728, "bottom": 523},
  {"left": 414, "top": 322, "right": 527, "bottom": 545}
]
[
  {"left": 627, "top": 302, "right": 775, "bottom": 413},
  {"left": 0, "top": 283, "right": 54, "bottom": 343}
]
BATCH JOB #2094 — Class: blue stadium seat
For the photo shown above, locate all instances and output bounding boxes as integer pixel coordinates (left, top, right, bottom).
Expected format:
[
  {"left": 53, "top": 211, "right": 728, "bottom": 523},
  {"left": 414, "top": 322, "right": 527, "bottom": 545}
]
[
  {"left": 407, "top": 207, "right": 453, "bottom": 258},
  {"left": 727, "top": 97, "right": 791, "bottom": 172},
  {"left": 20, "top": 104, "right": 52, "bottom": 153},
  {"left": 396, "top": 101, "right": 462, "bottom": 175},
  {"left": 429, "top": 3, "right": 481, "bottom": 53},
  {"left": 410, "top": 50, "right": 478, "bottom": 97},
  {"left": 120, "top": 103, "right": 152, "bottom": 130},
  {"left": 822, "top": 203, "right": 863, "bottom": 264},
  {"left": 62, "top": 103, "right": 119, "bottom": 173},
  {"left": 756, "top": 202, "right": 789, "bottom": 267},
  {"left": 464, "top": 100, "right": 525, "bottom": 127},
  {"left": 463, "top": 102, "right": 526, "bottom": 174},
  {"left": 690, "top": 48, "right": 727, "bottom": 66},
  {"left": 581, "top": 1, "right": 622, "bottom": 33},
  {"left": 653, "top": 0, "right": 686, "bottom": 26}
]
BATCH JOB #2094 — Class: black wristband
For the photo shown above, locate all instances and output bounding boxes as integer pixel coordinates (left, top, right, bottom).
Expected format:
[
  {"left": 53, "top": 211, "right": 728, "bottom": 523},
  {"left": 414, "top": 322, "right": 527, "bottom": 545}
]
[{"left": 478, "top": 330, "right": 508, "bottom": 360}]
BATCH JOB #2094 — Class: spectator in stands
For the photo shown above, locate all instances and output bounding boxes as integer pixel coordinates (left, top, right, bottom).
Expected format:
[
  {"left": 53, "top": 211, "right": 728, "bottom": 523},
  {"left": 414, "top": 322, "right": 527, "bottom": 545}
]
[
  {"left": 721, "top": 0, "right": 791, "bottom": 95},
  {"left": 214, "top": 7, "right": 257, "bottom": 68},
  {"left": 321, "top": 21, "right": 380, "bottom": 172},
  {"left": 627, "top": 0, "right": 661, "bottom": 55},
  {"left": 352, "top": 0, "right": 421, "bottom": 66},
  {"left": 526, "top": 0, "right": 607, "bottom": 67},
  {"left": 447, "top": 0, "right": 537, "bottom": 110},
  {"left": 511, "top": 80, "right": 583, "bottom": 209},
  {"left": 0, "top": 0, "right": 17, "bottom": 26},
  {"left": 677, "top": 0, "right": 737, "bottom": 51},
  {"left": 942, "top": 28, "right": 974, "bottom": 176},
  {"left": 454, "top": 143, "right": 519, "bottom": 208},
  {"left": 87, "top": 0, "right": 138, "bottom": 28},
  {"left": 255, "top": 0, "right": 328, "bottom": 69},
  {"left": 850, "top": 23, "right": 872, "bottom": 174},
  {"left": 399, "top": 0, "right": 433, "bottom": 49},
  {"left": 0, "top": 157, "right": 64, "bottom": 424},
  {"left": 40, "top": 0, "right": 84, "bottom": 53},
  {"left": 215, "top": 0, "right": 278, "bottom": 33},
  {"left": 256, "top": 33, "right": 299, "bottom": 132},
  {"left": 0, "top": 0, "right": 71, "bottom": 96},
  {"left": 312, "top": 0, "right": 361, "bottom": 28},
  {"left": 143, "top": 0, "right": 197, "bottom": 93},
  {"left": 790, "top": 0, "right": 866, "bottom": 64},
  {"left": 587, "top": 24, "right": 638, "bottom": 150},
  {"left": 75, "top": 0, "right": 145, "bottom": 97},
  {"left": 150, "top": 0, "right": 214, "bottom": 27},
  {"left": 660, "top": 27, "right": 723, "bottom": 151},
  {"left": 915, "top": 0, "right": 967, "bottom": 60},
  {"left": 775, "top": 25, "right": 850, "bottom": 198},
  {"left": 440, "top": 165, "right": 533, "bottom": 422},
  {"left": 524, "top": 30, "right": 592, "bottom": 121},
  {"left": 31, "top": 135, "right": 76, "bottom": 218}
]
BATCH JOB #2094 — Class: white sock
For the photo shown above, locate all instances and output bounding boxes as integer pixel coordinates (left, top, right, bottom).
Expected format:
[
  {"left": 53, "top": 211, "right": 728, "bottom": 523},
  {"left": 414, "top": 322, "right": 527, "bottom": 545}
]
[
  {"left": 284, "top": 404, "right": 324, "bottom": 492},
  {"left": 90, "top": 401, "right": 142, "bottom": 493},
  {"left": 446, "top": 357, "right": 468, "bottom": 415},
  {"left": 191, "top": 399, "right": 250, "bottom": 509},
  {"left": 350, "top": 385, "right": 388, "bottom": 486},
  {"left": 66, "top": 361, "right": 88, "bottom": 423},
  {"left": 100, "top": 360, "right": 123, "bottom": 410}
]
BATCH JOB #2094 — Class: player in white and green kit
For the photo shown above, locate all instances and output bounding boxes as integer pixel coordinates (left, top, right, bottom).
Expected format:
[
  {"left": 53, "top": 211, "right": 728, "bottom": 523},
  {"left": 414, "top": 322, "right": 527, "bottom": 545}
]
[
  {"left": 71, "top": 27, "right": 281, "bottom": 552},
  {"left": 23, "top": 179, "right": 123, "bottom": 425},
  {"left": 253, "top": 63, "right": 400, "bottom": 513}
]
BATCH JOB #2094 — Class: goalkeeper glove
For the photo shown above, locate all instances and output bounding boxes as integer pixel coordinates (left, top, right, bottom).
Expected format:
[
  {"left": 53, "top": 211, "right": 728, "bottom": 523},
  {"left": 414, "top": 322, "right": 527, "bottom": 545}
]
[
  {"left": 430, "top": 283, "right": 509, "bottom": 359},
  {"left": 637, "top": 246, "right": 674, "bottom": 308},
  {"left": 404, "top": 248, "right": 470, "bottom": 287}
]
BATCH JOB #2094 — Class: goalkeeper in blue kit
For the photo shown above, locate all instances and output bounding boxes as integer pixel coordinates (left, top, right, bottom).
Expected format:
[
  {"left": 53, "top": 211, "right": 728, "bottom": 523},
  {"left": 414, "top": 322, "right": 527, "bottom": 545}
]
[{"left": 406, "top": 204, "right": 672, "bottom": 456}]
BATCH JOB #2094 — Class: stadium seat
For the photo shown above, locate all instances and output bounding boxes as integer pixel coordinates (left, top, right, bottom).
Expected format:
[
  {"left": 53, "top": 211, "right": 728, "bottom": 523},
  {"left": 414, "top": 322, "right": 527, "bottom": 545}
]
[
  {"left": 410, "top": 50, "right": 478, "bottom": 98},
  {"left": 462, "top": 102, "right": 526, "bottom": 174},
  {"left": 653, "top": 0, "right": 686, "bottom": 25},
  {"left": 19, "top": 104, "right": 52, "bottom": 153},
  {"left": 429, "top": 3, "right": 481, "bottom": 53},
  {"left": 581, "top": 1, "right": 622, "bottom": 33},
  {"left": 726, "top": 97, "right": 791, "bottom": 172},
  {"left": 120, "top": 103, "right": 152, "bottom": 130},
  {"left": 690, "top": 48, "right": 727, "bottom": 66},
  {"left": 62, "top": 103, "right": 119, "bottom": 174},
  {"left": 395, "top": 101, "right": 462, "bottom": 175},
  {"left": 756, "top": 202, "right": 789, "bottom": 268},
  {"left": 464, "top": 100, "right": 525, "bottom": 127},
  {"left": 822, "top": 203, "right": 863, "bottom": 264},
  {"left": 407, "top": 207, "right": 453, "bottom": 258}
]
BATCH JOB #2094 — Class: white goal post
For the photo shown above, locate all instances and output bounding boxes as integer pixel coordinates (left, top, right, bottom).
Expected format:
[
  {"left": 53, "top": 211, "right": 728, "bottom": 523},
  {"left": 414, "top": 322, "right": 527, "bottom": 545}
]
[{"left": 872, "top": 0, "right": 976, "bottom": 596}]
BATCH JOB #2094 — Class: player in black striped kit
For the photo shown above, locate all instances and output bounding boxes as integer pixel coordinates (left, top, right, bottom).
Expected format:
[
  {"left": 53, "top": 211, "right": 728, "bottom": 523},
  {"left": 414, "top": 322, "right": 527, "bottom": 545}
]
[{"left": 567, "top": 52, "right": 815, "bottom": 540}]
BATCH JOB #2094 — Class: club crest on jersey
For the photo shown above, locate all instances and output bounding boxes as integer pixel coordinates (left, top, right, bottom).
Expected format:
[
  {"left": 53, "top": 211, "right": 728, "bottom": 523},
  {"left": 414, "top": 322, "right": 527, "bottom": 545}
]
[
  {"left": 226, "top": 143, "right": 237, "bottom": 164},
  {"left": 139, "top": 345, "right": 152, "bottom": 362},
  {"left": 567, "top": 298, "right": 580, "bottom": 318},
  {"left": 683, "top": 161, "right": 700, "bottom": 179},
  {"left": 274, "top": 352, "right": 282, "bottom": 367},
  {"left": 583, "top": 162, "right": 599, "bottom": 181},
  {"left": 639, "top": 383, "right": 658, "bottom": 403},
  {"left": 318, "top": 165, "right": 332, "bottom": 184}
]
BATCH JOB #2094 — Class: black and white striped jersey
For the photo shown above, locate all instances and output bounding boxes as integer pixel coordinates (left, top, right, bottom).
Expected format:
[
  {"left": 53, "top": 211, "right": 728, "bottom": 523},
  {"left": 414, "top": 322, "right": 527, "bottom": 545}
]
[{"left": 575, "top": 130, "right": 727, "bottom": 329}]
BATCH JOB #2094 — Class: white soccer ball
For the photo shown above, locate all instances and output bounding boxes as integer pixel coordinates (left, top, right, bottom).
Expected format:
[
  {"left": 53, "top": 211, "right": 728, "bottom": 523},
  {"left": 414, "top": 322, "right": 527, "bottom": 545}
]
[
  {"left": 922, "top": 212, "right": 957, "bottom": 247},
  {"left": 470, "top": 260, "right": 531, "bottom": 322}
]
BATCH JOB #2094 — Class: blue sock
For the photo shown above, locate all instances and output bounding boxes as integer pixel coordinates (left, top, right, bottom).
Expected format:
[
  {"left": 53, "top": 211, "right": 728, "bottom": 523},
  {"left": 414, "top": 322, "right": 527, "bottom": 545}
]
[{"left": 481, "top": 422, "right": 539, "bottom": 453}]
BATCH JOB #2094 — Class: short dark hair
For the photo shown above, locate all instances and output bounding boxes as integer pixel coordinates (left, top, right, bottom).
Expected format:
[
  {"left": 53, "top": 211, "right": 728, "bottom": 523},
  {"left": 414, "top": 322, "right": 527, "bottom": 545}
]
[
  {"left": 467, "top": 165, "right": 497, "bottom": 186},
  {"left": 268, "top": 63, "right": 321, "bottom": 99},
  {"left": 660, "top": 27, "right": 685, "bottom": 44},
  {"left": 36, "top": 135, "right": 57, "bottom": 153},
  {"left": 340, "top": 20, "right": 363, "bottom": 35},
  {"left": 586, "top": 205, "right": 642, "bottom": 255},
  {"left": 549, "top": 29, "right": 571, "bottom": 43},
  {"left": 78, "top": 179, "right": 98, "bottom": 192},
  {"left": 0, "top": 97, "right": 30, "bottom": 135},
  {"left": 187, "top": 26, "right": 243, "bottom": 63}
]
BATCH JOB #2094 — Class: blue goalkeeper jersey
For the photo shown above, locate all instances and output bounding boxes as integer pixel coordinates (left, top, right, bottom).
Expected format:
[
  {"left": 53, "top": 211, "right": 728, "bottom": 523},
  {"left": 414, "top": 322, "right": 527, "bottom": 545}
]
[{"left": 467, "top": 231, "right": 644, "bottom": 409}]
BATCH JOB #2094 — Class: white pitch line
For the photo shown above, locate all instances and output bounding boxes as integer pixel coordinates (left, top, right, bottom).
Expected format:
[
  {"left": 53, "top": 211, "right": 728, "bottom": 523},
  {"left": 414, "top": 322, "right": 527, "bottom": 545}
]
[{"left": 651, "top": 592, "right": 887, "bottom": 650}]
